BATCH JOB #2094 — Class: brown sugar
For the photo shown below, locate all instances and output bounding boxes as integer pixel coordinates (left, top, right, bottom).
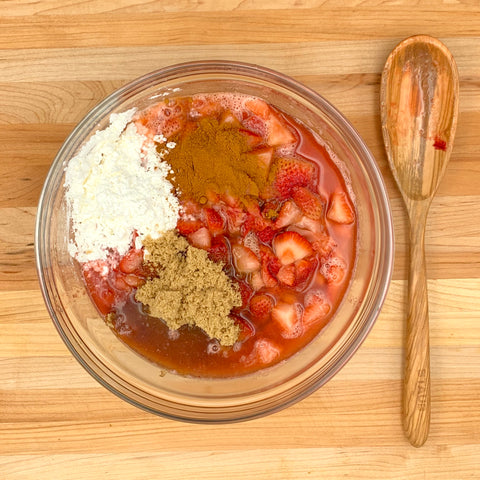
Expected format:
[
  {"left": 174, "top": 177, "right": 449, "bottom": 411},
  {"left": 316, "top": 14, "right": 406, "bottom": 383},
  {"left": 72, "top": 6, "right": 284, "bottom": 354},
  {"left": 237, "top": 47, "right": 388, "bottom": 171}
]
[{"left": 135, "top": 231, "right": 242, "bottom": 346}]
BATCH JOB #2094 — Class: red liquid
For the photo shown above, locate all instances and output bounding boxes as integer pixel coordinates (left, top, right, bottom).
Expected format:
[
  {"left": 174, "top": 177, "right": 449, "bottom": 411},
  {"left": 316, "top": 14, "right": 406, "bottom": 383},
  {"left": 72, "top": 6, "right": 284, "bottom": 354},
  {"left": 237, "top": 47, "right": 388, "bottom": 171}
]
[{"left": 83, "top": 93, "right": 357, "bottom": 378}]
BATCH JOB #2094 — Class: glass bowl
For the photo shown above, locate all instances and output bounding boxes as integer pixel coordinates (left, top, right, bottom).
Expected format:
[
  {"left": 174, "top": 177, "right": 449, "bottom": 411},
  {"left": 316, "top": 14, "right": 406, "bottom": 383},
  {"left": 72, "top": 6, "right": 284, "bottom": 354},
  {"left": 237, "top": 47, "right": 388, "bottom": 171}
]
[{"left": 35, "top": 60, "right": 393, "bottom": 423}]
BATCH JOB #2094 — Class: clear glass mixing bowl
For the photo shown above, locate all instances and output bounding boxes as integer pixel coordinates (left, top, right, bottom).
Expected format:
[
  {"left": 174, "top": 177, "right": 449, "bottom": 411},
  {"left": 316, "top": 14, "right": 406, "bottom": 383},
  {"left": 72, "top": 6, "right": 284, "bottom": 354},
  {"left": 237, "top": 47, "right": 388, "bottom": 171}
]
[{"left": 35, "top": 61, "right": 393, "bottom": 423}]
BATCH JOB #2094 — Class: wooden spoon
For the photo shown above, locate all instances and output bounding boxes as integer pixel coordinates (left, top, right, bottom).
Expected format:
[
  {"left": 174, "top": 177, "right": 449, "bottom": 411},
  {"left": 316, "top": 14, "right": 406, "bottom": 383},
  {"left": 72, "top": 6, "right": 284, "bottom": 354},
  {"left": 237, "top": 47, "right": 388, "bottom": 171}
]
[{"left": 380, "top": 35, "right": 459, "bottom": 447}]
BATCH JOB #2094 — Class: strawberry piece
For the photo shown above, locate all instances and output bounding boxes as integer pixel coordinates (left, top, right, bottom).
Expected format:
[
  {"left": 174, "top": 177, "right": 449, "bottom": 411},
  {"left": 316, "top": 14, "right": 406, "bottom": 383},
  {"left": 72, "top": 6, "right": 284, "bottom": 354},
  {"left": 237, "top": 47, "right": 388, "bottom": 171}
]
[
  {"left": 272, "top": 231, "right": 314, "bottom": 266},
  {"left": 243, "top": 231, "right": 260, "bottom": 258},
  {"left": 259, "top": 245, "right": 281, "bottom": 287},
  {"left": 250, "top": 270, "right": 265, "bottom": 291},
  {"left": 123, "top": 273, "right": 146, "bottom": 288},
  {"left": 188, "top": 227, "right": 211, "bottom": 250},
  {"left": 249, "top": 293, "right": 274, "bottom": 320},
  {"left": 269, "top": 157, "right": 316, "bottom": 199},
  {"left": 191, "top": 96, "right": 223, "bottom": 118},
  {"left": 271, "top": 301, "right": 302, "bottom": 337},
  {"left": 176, "top": 218, "right": 203, "bottom": 235},
  {"left": 295, "top": 215, "right": 325, "bottom": 234},
  {"left": 225, "top": 206, "right": 246, "bottom": 234},
  {"left": 83, "top": 266, "right": 116, "bottom": 315},
  {"left": 256, "top": 226, "right": 276, "bottom": 244},
  {"left": 254, "top": 338, "right": 281, "bottom": 364},
  {"left": 320, "top": 258, "right": 346, "bottom": 284},
  {"left": 310, "top": 232, "right": 336, "bottom": 258},
  {"left": 118, "top": 248, "right": 144, "bottom": 274},
  {"left": 277, "top": 264, "right": 296, "bottom": 286},
  {"left": 250, "top": 146, "right": 274, "bottom": 170},
  {"left": 242, "top": 115, "right": 267, "bottom": 137},
  {"left": 239, "top": 128, "right": 263, "bottom": 148},
  {"left": 327, "top": 192, "right": 355, "bottom": 224},
  {"left": 232, "top": 314, "right": 255, "bottom": 341},
  {"left": 266, "top": 112, "right": 296, "bottom": 146},
  {"left": 219, "top": 110, "right": 242, "bottom": 127},
  {"left": 302, "top": 292, "right": 331, "bottom": 328},
  {"left": 237, "top": 280, "right": 253, "bottom": 308},
  {"left": 275, "top": 200, "right": 303, "bottom": 228},
  {"left": 208, "top": 235, "right": 230, "bottom": 264},
  {"left": 245, "top": 98, "right": 271, "bottom": 119},
  {"left": 204, "top": 207, "right": 224, "bottom": 235},
  {"left": 292, "top": 187, "right": 324, "bottom": 220},
  {"left": 295, "top": 257, "right": 318, "bottom": 285},
  {"left": 232, "top": 244, "right": 261, "bottom": 273}
]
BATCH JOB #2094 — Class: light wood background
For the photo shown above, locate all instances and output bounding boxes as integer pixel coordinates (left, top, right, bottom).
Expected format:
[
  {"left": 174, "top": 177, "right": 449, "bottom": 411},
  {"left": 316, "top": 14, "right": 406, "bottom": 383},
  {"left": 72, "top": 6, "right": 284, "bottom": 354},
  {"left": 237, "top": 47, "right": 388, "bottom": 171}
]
[{"left": 1, "top": 1, "right": 479, "bottom": 479}]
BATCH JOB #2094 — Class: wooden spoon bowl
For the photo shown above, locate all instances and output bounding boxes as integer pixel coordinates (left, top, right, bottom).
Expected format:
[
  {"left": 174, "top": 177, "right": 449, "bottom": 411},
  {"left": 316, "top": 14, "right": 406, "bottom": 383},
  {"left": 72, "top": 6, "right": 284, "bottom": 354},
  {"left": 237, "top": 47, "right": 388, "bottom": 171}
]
[{"left": 380, "top": 35, "right": 459, "bottom": 447}]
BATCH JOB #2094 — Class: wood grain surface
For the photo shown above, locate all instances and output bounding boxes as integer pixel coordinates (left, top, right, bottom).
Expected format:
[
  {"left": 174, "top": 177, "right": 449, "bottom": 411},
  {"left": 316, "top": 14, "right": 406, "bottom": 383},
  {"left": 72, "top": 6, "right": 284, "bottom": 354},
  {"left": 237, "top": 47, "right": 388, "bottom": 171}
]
[{"left": 1, "top": 1, "right": 479, "bottom": 479}]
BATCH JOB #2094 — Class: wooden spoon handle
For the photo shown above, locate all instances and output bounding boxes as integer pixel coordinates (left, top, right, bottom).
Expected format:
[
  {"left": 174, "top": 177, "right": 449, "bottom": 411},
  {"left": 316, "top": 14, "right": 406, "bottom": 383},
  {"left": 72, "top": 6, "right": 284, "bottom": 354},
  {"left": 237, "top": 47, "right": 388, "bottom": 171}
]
[{"left": 403, "top": 218, "right": 431, "bottom": 447}]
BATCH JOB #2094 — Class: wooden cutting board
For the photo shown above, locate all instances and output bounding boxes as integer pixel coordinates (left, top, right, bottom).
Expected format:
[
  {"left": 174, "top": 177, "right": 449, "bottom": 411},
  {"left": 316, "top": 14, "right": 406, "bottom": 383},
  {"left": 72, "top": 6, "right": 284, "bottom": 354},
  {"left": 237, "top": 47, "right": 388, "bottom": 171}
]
[{"left": 1, "top": 2, "right": 479, "bottom": 479}]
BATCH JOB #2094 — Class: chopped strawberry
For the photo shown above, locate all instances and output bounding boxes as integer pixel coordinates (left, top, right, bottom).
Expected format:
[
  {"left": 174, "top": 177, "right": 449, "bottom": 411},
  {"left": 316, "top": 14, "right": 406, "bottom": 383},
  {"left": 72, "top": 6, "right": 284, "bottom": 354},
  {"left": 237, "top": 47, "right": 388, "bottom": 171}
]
[
  {"left": 225, "top": 206, "right": 246, "bottom": 234},
  {"left": 327, "top": 192, "right": 355, "bottom": 224},
  {"left": 208, "top": 235, "right": 230, "bottom": 264},
  {"left": 118, "top": 248, "right": 144, "bottom": 274},
  {"left": 295, "top": 257, "right": 318, "bottom": 285},
  {"left": 269, "top": 157, "right": 316, "bottom": 199},
  {"left": 302, "top": 291, "right": 331, "bottom": 328},
  {"left": 191, "top": 96, "right": 222, "bottom": 118},
  {"left": 232, "top": 314, "right": 255, "bottom": 341},
  {"left": 275, "top": 200, "right": 303, "bottom": 228},
  {"left": 84, "top": 267, "right": 116, "bottom": 315},
  {"left": 256, "top": 226, "right": 276, "bottom": 244},
  {"left": 271, "top": 301, "right": 302, "bottom": 337},
  {"left": 254, "top": 338, "right": 280, "bottom": 364},
  {"left": 292, "top": 187, "right": 324, "bottom": 220},
  {"left": 249, "top": 293, "right": 274, "bottom": 320},
  {"left": 242, "top": 115, "right": 267, "bottom": 137},
  {"left": 204, "top": 207, "right": 224, "bottom": 235},
  {"left": 295, "top": 215, "right": 325, "bottom": 234},
  {"left": 272, "top": 231, "right": 314, "bottom": 265},
  {"left": 232, "top": 244, "right": 261, "bottom": 273},
  {"left": 245, "top": 98, "right": 271, "bottom": 119},
  {"left": 250, "top": 270, "right": 265, "bottom": 291},
  {"left": 266, "top": 112, "right": 296, "bottom": 146},
  {"left": 219, "top": 110, "right": 241, "bottom": 127},
  {"left": 320, "top": 258, "right": 346, "bottom": 284},
  {"left": 123, "top": 273, "right": 146, "bottom": 288},
  {"left": 310, "top": 232, "right": 336, "bottom": 258},
  {"left": 243, "top": 231, "right": 260, "bottom": 257},
  {"left": 176, "top": 218, "right": 204, "bottom": 235},
  {"left": 277, "top": 264, "right": 296, "bottom": 286},
  {"left": 237, "top": 280, "right": 253, "bottom": 308},
  {"left": 250, "top": 146, "right": 274, "bottom": 170},
  {"left": 239, "top": 128, "right": 263, "bottom": 148},
  {"left": 187, "top": 227, "right": 211, "bottom": 250}
]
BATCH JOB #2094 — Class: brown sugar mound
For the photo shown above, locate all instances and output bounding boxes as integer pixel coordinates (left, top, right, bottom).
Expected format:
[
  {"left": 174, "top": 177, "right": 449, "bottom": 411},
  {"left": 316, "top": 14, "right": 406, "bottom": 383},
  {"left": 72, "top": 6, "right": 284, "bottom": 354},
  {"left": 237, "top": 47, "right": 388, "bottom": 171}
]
[{"left": 135, "top": 231, "right": 242, "bottom": 346}]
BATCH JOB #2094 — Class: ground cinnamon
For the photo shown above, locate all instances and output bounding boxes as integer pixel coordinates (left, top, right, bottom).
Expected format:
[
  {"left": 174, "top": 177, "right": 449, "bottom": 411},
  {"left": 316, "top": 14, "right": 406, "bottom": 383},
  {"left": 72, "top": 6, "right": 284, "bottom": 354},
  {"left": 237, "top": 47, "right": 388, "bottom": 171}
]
[{"left": 165, "top": 117, "right": 268, "bottom": 202}]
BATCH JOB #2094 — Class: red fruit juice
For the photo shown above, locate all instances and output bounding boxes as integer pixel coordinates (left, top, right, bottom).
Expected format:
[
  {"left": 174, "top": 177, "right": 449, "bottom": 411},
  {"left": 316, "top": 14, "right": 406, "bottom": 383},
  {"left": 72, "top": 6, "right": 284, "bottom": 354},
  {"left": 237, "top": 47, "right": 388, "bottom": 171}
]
[{"left": 83, "top": 93, "right": 357, "bottom": 378}]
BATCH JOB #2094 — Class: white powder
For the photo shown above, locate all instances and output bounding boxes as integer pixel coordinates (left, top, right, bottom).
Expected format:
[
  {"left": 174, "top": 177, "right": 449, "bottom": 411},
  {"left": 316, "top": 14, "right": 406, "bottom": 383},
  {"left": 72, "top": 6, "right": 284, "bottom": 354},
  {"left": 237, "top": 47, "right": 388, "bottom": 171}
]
[{"left": 65, "top": 108, "right": 180, "bottom": 263}]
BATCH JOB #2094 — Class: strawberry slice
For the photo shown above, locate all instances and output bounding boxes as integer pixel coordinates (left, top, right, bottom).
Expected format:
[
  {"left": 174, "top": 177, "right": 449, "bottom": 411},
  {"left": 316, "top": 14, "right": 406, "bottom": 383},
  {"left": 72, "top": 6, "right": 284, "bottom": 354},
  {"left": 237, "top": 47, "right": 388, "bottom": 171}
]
[
  {"left": 259, "top": 245, "right": 281, "bottom": 287},
  {"left": 310, "top": 232, "right": 336, "bottom": 258},
  {"left": 292, "top": 187, "right": 324, "bottom": 220},
  {"left": 302, "top": 292, "right": 331, "bottom": 328},
  {"left": 219, "top": 110, "right": 241, "bottom": 127},
  {"left": 327, "top": 192, "right": 355, "bottom": 224},
  {"left": 256, "top": 226, "right": 276, "bottom": 244},
  {"left": 239, "top": 128, "right": 263, "bottom": 148},
  {"left": 250, "top": 146, "right": 274, "bottom": 171},
  {"left": 295, "top": 257, "right": 318, "bottom": 286},
  {"left": 237, "top": 280, "right": 253, "bottom": 308},
  {"left": 204, "top": 207, "right": 224, "bottom": 235},
  {"left": 269, "top": 157, "right": 316, "bottom": 199},
  {"left": 272, "top": 231, "right": 314, "bottom": 266},
  {"left": 176, "top": 218, "right": 203, "bottom": 235},
  {"left": 232, "top": 244, "right": 261, "bottom": 273},
  {"left": 250, "top": 270, "right": 265, "bottom": 291},
  {"left": 277, "top": 264, "right": 296, "bottom": 286},
  {"left": 275, "top": 200, "right": 303, "bottom": 229},
  {"left": 320, "top": 258, "right": 346, "bottom": 284},
  {"left": 244, "top": 98, "right": 271, "bottom": 119},
  {"left": 187, "top": 227, "right": 211, "bottom": 250},
  {"left": 254, "top": 338, "right": 281, "bottom": 364},
  {"left": 266, "top": 112, "right": 296, "bottom": 146},
  {"left": 208, "top": 235, "right": 230, "bottom": 264},
  {"left": 249, "top": 293, "right": 274, "bottom": 320},
  {"left": 224, "top": 205, "right": 246, "bottom": 235},
  {"left": 271, "top": 301, "right": 302, "bottom": 337},
  {"left": 232, "top": 314, "right": 255, "bottom": 341},
  {"left": 118, "top": 248, "right": 144, "bottom": 274}
]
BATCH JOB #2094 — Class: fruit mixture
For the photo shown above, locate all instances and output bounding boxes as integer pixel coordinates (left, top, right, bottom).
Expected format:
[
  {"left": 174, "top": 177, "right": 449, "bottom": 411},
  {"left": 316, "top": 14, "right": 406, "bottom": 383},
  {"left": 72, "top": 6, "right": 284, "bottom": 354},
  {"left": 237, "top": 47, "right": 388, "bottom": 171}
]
[{"left": 68, "top": 92, "right": 357, "bottom": 378}]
